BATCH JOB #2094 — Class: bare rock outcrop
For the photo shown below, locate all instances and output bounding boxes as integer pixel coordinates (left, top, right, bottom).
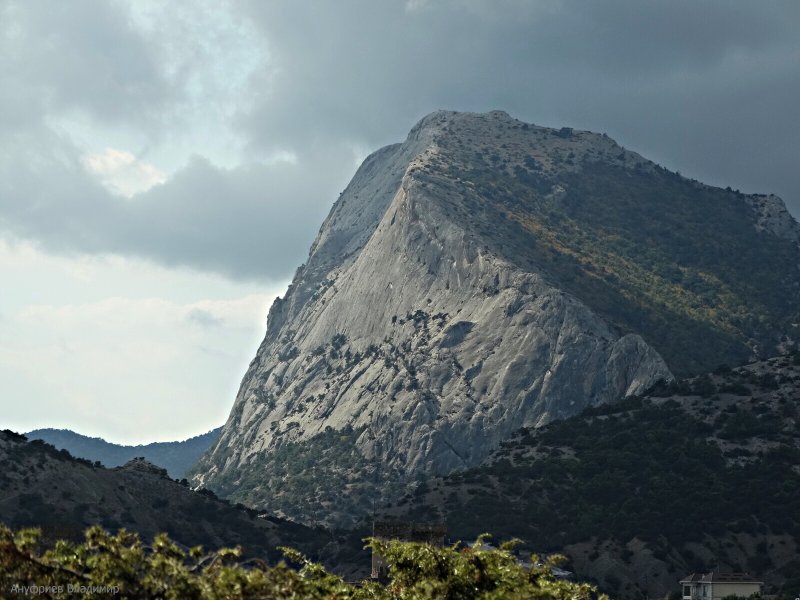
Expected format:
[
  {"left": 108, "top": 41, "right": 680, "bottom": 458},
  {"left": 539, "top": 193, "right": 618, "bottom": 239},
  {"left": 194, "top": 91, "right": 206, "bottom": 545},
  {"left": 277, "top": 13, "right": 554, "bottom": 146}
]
[
  {"left": 745, "top": 193, "right": 800, "bottom": 245},
  {"left": 192, "top": 112, "right": 674, "bottom": 496},
  {"left": 116, "top": 457, "right": 169, "bottom": 479}
]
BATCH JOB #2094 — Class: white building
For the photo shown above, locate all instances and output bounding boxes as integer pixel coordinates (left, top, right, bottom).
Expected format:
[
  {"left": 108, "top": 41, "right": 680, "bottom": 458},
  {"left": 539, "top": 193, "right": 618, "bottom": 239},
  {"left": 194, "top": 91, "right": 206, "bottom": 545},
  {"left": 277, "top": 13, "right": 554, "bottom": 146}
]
[{"left": 681, "top": 572, "right": 762, "bottom": 600}]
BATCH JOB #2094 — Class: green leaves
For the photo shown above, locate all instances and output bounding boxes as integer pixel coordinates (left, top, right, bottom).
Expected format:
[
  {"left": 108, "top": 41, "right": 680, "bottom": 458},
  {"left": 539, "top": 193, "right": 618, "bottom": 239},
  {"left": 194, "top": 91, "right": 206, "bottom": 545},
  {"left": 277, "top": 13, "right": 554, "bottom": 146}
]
[
  {"left": 363, "top": 535, "right": 603, "bottom": 600},
  {"left": 0, "top": 524, "right": 604, "bottom": 600}
]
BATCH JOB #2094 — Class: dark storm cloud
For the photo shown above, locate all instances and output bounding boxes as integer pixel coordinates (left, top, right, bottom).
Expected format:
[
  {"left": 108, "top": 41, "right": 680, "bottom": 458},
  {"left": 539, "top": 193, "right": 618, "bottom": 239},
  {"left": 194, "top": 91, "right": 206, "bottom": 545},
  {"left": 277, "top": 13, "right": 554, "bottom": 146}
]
[
  {"left": 239, "top": 0, "right": 800, "bottom": 212},
  {"left": 117, "top": 155, "right": 340, "bottom": 279},
  {"left": 0, "top": 0, "right": 338, "bottom": 280},
  {"left": 0, "top": 1, "right": 170, "bottom": 126},
  {"left": 1, "top": 0, "right": 798, "bottom": 282},
  {"left": 0, "top": 138, "right": 341, "bottom": 279}
]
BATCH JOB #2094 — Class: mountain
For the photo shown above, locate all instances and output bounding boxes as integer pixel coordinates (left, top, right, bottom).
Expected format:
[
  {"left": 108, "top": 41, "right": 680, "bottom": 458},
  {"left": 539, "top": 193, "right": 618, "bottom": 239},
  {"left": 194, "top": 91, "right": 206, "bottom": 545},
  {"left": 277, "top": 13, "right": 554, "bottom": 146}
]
[
  {"left": 389, "top": 353, "right": 800, "bottom": 598},
  {"left": 0, "top": 430, "right": 331, "bottom": 565},
  {"left": 190, "top": 110, "right": 800, "bottom": 526},
  {"left": 26, "top": 427, "right": 221, "bottom": 479}
]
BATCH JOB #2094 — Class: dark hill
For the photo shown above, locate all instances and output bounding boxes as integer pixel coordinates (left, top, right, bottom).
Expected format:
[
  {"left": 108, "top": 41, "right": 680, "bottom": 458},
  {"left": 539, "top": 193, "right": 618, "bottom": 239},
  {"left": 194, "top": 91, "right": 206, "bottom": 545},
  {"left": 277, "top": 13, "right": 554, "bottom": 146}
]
[{"left": 0, "top": 430, "right": 331, "bottom": 565}]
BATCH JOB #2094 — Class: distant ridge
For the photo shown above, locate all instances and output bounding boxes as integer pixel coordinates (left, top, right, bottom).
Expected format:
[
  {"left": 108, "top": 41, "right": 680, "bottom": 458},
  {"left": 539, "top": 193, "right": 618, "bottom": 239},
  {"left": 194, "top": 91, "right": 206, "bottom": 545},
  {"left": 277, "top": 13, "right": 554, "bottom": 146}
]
[{"left": 25, "top": 427, "right": 222, "bottom": 479}]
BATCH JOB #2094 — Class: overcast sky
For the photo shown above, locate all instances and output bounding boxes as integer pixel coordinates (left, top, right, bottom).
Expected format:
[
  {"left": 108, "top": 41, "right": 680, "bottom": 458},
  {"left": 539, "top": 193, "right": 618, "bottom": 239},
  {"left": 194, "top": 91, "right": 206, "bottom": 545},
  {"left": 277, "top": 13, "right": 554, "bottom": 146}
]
[{"left": 1, "top": 0, "right": 798, "bottom": 443}]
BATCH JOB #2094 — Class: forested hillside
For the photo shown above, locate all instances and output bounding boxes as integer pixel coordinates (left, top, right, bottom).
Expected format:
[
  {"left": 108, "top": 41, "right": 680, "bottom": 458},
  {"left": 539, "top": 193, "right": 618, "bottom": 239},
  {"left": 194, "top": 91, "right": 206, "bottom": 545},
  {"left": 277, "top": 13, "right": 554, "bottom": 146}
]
[{"left": 392, "top": 354, "right": 800, "bottom": 598}]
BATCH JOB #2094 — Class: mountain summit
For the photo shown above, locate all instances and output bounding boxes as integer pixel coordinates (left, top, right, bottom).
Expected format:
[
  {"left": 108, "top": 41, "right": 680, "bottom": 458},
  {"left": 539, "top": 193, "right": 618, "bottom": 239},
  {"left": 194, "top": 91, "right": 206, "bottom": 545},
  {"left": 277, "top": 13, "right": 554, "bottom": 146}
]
[{"left": 191, "top": 111, "right": 800, "bottom": 524}]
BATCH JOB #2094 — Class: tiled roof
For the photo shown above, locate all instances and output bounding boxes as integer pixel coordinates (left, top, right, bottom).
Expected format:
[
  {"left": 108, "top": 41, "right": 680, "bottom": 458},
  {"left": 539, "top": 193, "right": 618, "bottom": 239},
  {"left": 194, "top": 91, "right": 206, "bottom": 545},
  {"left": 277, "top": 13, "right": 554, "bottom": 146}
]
[
  {"left": 708, "top": 573, "right": 761, "bottom": 583},
  {"left": 681, "top": 572, "right": 762, "bottom": 584}
]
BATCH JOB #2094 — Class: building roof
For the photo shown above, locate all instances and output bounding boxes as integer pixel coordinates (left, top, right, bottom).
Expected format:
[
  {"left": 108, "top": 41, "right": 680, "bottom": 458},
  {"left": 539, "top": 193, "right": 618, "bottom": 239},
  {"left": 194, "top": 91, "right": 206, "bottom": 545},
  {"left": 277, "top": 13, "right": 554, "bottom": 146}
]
[{"left": 681, "top": 572, "right": 763, "bottom": 584}]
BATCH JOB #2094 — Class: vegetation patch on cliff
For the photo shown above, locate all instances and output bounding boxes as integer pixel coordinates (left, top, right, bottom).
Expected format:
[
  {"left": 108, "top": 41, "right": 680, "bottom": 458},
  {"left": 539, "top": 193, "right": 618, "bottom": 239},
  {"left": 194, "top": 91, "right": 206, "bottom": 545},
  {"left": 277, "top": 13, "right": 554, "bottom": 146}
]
[{"left": 212, "top": 425, "right": 411, "bottom": 529}]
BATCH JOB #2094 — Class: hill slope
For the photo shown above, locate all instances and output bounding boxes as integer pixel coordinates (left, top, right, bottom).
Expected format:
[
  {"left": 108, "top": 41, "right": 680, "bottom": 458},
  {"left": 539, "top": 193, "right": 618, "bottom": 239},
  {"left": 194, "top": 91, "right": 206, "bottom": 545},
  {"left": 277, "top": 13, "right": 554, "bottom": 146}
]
[
  {"left": 0, "top": 431, "right": 329, "bottom": 564},
  {"left": 25, "top": 427, "right": 221, "bottom": 479},
  {"left": 191, "top": 110, "right": 800, "bottom": 527},
  {"left": 391, "top": 354, "right": 800, "bottom": 598}
]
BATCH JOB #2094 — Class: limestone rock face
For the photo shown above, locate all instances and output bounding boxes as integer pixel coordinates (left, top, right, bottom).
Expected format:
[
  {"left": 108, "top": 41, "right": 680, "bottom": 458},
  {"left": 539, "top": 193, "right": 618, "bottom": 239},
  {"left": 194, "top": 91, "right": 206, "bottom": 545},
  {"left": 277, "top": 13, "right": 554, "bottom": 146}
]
[
  {"left": 745, "top": 193, "right": 800, "bottom": 245},
  {"left": 192, "top": 111, "right": 677, "bottom": 493}
]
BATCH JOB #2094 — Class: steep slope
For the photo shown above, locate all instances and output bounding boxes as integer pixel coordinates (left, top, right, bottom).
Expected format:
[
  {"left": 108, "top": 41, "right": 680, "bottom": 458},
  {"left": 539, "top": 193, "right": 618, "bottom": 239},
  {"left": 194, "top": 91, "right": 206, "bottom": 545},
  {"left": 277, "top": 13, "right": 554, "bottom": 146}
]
[
  {"left": 191, "top": 110, "right": 800, "bottom": 526},
  {"left": 0, "top": 431, "right": 329, "bottom": 563},
  {"left": 26, "top": 427, "right": 221, "bottom": 478},
  {"left": 391, "top": 354, "right": 800, "bottom": 599}
]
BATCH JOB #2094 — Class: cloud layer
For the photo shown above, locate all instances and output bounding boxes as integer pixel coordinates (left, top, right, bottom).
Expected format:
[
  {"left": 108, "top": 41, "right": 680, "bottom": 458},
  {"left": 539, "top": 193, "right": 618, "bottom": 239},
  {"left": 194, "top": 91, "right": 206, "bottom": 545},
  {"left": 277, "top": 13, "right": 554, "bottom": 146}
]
[
  {"left": 0, "top": 239, "right": 286, "bottom": 442},
  {"left": 1, "top": 0, "right": 798, "bottom": 282},
  {"left": 81, "top": 149, "right": 166, "bottom": 197}
]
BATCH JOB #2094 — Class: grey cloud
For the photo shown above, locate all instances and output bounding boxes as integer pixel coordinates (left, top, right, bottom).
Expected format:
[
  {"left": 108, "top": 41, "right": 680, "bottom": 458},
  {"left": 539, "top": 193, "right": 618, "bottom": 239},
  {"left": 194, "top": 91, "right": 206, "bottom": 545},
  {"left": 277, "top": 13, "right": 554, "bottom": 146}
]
[
  {"left": 1, "top": 1, "right": 170, "bottom": 126},
  {"left": 0, "top": 137, "right": 348, "bottom": 280},
  {"left": 0, "top": 0, "right": 798, "bottom": 282},
  {"left": 118, "top": 154, "right": 344, "bottom": 279},
  {"left": 0, "top": 0, "right": 345, "bottom": 281},
  {"left": 238, "top": 0, "right": 800, "bottom": 213},
  {"left": 186, "top": 309, "right": 223, "bottom": 328},
  {"left": 238, "top": 1, "right": 797, "bottom": 135}
]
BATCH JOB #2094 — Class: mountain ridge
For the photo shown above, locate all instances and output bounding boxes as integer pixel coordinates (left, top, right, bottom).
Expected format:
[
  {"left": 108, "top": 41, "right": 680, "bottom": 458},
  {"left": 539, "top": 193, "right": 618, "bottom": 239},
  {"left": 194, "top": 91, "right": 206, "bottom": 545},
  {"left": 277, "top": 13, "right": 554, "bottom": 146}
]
[
  {"left": 0, "top": 430, "right": 331, "bottom": 564},
  {"left": 26, "top": 426, "right": 222, "bottom": 479}
]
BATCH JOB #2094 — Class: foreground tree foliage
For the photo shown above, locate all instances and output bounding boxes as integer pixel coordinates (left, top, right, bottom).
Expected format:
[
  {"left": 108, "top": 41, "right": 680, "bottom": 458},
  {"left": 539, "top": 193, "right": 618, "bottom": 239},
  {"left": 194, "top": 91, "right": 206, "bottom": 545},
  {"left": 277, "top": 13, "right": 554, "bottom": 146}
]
[{"left": 0, "top": 525, "right": 604, "bottom": 599}]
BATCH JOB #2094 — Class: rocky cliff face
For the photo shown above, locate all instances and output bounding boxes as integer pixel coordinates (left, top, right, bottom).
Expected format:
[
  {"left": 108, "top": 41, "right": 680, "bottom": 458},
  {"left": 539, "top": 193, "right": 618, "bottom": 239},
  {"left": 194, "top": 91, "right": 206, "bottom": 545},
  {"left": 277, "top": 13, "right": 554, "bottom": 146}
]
[
  {"left": 191, "top": 111, "right": 800, "bottom": 525},
  {"left": 745, "top": 193, "right": 800, "bottom": 244}
]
